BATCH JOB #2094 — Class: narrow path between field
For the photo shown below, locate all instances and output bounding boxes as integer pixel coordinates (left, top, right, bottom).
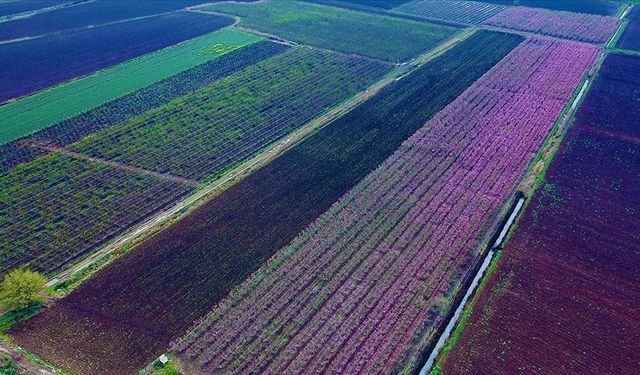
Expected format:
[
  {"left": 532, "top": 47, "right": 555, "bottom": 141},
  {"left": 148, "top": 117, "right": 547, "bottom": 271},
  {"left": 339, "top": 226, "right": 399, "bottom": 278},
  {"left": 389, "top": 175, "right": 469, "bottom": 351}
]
[
  {"left": 0, "top": 341, "right": 55, "bottom": 375},
  {"left": 19, "top": 140, "right": 202, "bottom": 187}
]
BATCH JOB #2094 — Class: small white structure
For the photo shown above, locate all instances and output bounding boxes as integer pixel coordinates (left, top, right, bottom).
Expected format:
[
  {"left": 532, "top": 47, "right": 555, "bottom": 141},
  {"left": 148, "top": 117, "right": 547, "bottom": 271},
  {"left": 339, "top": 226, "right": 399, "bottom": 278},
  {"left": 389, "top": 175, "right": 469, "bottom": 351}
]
[{"left": 158, "top": 354, "right": 169, "bottom": 365}]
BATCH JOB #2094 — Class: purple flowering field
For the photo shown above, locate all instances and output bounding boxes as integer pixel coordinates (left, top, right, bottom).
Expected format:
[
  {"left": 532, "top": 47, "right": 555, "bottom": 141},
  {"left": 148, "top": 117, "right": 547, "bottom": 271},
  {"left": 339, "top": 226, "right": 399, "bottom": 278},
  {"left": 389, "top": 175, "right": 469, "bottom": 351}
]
[
  {"left": 485, "top": 6, "right": 619, "bottom": 44},
  {"left": 174, "top": 38, "right": 598, "bottom": 375}
]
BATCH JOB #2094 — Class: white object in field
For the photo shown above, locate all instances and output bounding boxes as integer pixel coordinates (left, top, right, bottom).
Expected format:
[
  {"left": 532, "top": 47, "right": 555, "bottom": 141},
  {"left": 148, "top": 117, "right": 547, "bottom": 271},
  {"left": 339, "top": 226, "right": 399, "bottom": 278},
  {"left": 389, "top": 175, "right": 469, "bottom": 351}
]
[
  {"left": 493, "top": 196, "right": 525, "bottom": 248},
  {"left": 159, "top": 354, "right": 169, "bottom": 365}
]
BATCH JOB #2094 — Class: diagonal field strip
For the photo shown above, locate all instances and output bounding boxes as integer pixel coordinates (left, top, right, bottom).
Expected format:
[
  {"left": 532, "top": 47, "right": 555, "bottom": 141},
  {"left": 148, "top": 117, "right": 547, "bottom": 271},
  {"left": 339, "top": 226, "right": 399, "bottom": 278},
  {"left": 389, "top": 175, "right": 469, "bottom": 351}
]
[
  {"left": 0, "top": 27, "right": 261, "bottom": 145},
  {"left": 18, "top": 140, "right": 202, "bottom": 188}
]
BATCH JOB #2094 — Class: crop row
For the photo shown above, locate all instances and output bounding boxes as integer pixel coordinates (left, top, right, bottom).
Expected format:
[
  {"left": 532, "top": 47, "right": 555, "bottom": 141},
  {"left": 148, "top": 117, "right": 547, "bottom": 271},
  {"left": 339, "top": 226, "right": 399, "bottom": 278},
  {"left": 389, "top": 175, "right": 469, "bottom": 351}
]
[
  {"left": 173, "top": 37, "right": 598, "bottom": 374},
  {"left": 0, "top": 153, "right": 193, "bottom": 276},
  {"left": 484, "top": 6, "right": 619, "bottom": 44},
  {"left": 10, "top": 31, "right": 523, "bottom": 374},
  {"left": 471, "top": 0, "right": 622, "bottom": 16},
  {"left": 0, "top": 11, "right": 233, "bottom": 103},
  {"left": 72, "top": 47, "right": 391, "bottom": 181},
  {"left": 202, "top": 0, "right": 459, "bottom": 62},
  {"left": 0, "top": 40, "right": 287, "bottom": 173},
  {"left": 394, "top": 0, "right": 507, "bottom": 24},
  {"left": 438, "top": 53, "right": 640, "bottom": 375}
]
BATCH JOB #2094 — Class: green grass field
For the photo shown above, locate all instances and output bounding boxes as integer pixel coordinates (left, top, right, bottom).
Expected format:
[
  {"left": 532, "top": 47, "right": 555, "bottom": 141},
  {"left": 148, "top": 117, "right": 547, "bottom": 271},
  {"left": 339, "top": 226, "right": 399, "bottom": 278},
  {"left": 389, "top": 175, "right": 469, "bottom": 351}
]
[
  {"left": 0, "top": 28, "right": 262, "bottom": 146},
  {"left": 202, "top": 0, "right": 458, "bottom": 62}
]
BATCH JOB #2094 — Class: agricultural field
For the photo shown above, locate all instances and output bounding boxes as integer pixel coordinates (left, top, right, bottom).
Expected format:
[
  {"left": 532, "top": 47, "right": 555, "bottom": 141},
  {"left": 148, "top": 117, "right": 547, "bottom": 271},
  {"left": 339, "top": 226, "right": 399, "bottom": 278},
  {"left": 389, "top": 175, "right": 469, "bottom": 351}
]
[
  {"left": 0, "top": 28, "right": 263, "bottom": 147},
  {"left": 1, "top": 1, "right": 636, "bottom": 374},
  {"left": 0, "top": 0, "right": 68, "bottom": 17},
  {"left": 201, "top": 0, "right": 459, "bottom": 62},
  {"left": 0, "top": 0, "right": 222, "bottom": 41},
  {"left": 173, "top": 37, "right": 597, "bottom": 375},
  {"left": 617, "top": 7, "right": 640, "bottom": 51},
  {"left": 0, "top": 38, "right": 283, "bottom": 173},
  {"left": 71, "top": 47, "right": 390, "bottom": 181},
  {"left": 484, "top": 7, "right": 619, "bottom": 44},
  {"left": 471, "top": 0, "right": 624, "bottom": 16},
  {"left": 307, "top": 0, "right": 413, "bottom": 9},
  {"left": 0, "top": 153, "right": 194, "bottom": 277},
  {"left": 10, "top": 31, "right": 523, "bottom": 374},
  {"left": 394, "top": 0, "right": 507, "bottom": 24},
  {"left": 0, "top": 11, "right": 233, "bottom": 103},
  {"left": 436, "top": 53, "right": 640, "bottom": 375}
]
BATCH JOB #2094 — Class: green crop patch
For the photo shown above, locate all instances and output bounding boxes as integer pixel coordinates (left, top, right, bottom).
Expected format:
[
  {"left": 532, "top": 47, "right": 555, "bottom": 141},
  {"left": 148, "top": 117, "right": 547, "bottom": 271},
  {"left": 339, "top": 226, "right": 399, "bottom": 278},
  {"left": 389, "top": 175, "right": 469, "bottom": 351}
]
[
  {"left": 72, "top": 47, "right": 392, "bottom": 181},
  {"left": 0, "top": 153, "right": 193, "bottom": 277},
  {"left": 202, "top": 0, "right": 459, "bottom": 62},
  {"left": 0, "top": 28, "right": 262, "bottom": 146}
]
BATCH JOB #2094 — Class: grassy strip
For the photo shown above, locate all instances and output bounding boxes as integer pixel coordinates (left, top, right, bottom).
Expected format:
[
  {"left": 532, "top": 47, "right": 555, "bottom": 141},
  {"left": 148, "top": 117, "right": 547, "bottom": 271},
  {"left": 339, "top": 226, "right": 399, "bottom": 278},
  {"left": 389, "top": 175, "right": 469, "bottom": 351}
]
[
  {"left": 0, "top": 28, "right": 262, "bottom": 146},
  {"left": 429, "top": 249, "right": 504, "bottom": 375}
]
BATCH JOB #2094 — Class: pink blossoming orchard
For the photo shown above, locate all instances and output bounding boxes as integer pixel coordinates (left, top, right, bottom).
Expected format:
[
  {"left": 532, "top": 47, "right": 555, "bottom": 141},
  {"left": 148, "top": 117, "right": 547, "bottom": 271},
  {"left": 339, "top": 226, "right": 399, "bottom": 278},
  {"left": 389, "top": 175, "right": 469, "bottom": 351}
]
[
  {"left": 1, "top": 0, "right": 635, "bottom": 374},
  {"left": 173, "top": 37, "right": 599, "bottom": 374}
]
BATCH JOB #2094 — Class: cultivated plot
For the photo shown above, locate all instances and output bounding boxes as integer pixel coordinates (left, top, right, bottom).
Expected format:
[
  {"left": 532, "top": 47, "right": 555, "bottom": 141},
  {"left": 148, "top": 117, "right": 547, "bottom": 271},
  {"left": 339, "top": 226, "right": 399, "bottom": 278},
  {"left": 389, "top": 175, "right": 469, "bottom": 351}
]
[
  {"left": 174, "top": 37, "right": 597, "bottom": 375},
  {"left": 470, "top": 0, "right": 623, "bottom": 16},
  {"left": 0, "top": 153, "right": 194, "bottom": 277},
  {"left": 0, "top": 11, "right": 233, "bottom": 103},
  {"left": 394, "top": 0, "right": 506, "bottom": 24},
  {"left": 0, "top": 0, "right": 67, "bottom": 18},
  {"left": 72, "top": 47, "right": 391, "bottom": 181},
  {"left": 617, "top": 7, "right": 640, "bottom": 51},
  {"left": 201, "top": 0, "right": 459, "bottom": 62},
  {"left": 11, "top": 31, "right": 520, "bottom": 375},
  {"left": 307, "top": 0, "right": 414, "bottom": 9},
  {"left": 484, "top": 7, "right": 619, "bottom": 44},
  {"left": 436, "top": 53, "right": 640, "bottom": 375},
  {"left": 0, "top": 28, "right": 262, "bottom": 147},
  {"left": 0, "top": 0, "right": 218, "bottom": 41}
]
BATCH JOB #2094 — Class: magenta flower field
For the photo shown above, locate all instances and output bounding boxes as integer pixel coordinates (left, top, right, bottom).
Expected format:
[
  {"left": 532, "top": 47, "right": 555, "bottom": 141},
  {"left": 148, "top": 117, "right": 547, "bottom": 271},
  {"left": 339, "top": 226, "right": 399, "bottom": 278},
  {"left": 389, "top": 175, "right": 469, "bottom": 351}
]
[
  {"left": 174, "top": 38, "right": 598, "bottom": 374},
  {"left": 485, "top": 7, "right": 618, "bottom": 44}
]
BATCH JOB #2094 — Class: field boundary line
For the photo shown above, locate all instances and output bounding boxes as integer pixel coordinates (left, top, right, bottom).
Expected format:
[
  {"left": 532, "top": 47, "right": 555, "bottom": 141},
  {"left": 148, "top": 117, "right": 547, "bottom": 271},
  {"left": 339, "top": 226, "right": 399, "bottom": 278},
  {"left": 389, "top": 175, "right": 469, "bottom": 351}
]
[
  {"left": 43, "top": 27, "right": 475, "bottom": 296},
  {"left": 19, "top": 140, "right": 202, "bottom": 188}
]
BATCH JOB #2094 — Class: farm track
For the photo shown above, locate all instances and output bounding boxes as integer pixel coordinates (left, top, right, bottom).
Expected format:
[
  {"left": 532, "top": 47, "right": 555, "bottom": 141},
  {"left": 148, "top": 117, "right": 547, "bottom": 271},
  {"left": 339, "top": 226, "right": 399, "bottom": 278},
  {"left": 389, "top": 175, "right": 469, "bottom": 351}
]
[
  {"left": 0, "top": 342, "right": 55, "bottom": 375},
  {"left": 19, "top": 140, "right": 202, "bottom": 187}
]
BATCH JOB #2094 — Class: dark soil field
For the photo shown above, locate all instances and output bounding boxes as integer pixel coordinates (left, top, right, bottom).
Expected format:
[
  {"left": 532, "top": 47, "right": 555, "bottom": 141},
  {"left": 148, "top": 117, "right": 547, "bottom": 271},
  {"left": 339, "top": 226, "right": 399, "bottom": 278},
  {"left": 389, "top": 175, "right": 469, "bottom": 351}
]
[
  {"left": 617, "top": 7, "right": 640, "bottom": 51},
  {"left": 11, "top": 31, "right": 523, "bottom": 374},
  {"left": 438, "top": 53, "right": 640, "bottom": 375},
  {"left": 0, "top": 0, "right": 222, "bottom": 41}
]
